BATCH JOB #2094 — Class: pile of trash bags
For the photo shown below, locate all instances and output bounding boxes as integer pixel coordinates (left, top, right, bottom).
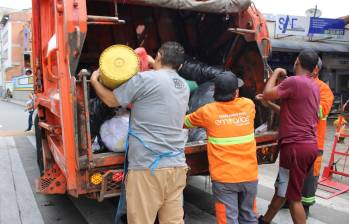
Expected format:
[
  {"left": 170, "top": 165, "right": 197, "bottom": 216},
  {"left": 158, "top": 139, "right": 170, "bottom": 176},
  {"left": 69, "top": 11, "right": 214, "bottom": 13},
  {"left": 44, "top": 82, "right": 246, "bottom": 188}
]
[
  {"left": 89, "top": 98, "right": 116, "bottom": 140},
  {"left": 186, "top": 82, "right": 215, "bottom": 141},
  {"left": 179, "top": 58, "right": 227, "bottom": 142},
  {"left": 99, "top": 110, "right": 129, "bottom": 152},
  {"left": 89, "top": 57, "right": 231, "bottom": 152},
  {"left": 179, "top": 58, "right": 225, "bottom": 85},
  {"left": 89, "top": 99, "right": 129, "bottom": 153}
]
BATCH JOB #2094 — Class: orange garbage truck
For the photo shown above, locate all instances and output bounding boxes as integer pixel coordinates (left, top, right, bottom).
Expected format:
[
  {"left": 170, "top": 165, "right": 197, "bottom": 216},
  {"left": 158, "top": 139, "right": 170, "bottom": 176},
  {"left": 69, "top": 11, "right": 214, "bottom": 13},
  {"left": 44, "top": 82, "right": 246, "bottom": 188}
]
[{"left": 32, "top": 0, "right": 278, "bottom": 201}]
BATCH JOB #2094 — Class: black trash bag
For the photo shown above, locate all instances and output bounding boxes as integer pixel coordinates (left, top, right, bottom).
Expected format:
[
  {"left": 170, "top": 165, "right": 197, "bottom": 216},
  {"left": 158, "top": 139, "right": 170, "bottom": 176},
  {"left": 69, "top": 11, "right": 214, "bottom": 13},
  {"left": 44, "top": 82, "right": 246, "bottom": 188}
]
[
  {"left": 89, "top": 97, "right": 116, "bottom": 139},
  {"left": 178, "top": 58, "right": 225, "bottom": 84},
  {"left": 187, "top": 82, "right": 215, "bottom": 142}
]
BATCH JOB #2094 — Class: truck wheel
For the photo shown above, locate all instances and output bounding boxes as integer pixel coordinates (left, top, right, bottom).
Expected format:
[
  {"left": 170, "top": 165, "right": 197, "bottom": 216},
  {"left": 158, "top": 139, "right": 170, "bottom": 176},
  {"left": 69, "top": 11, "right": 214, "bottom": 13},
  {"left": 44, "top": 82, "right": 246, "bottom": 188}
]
[{"left": 34, "top": 115, "right": 44, "bottom": 175}]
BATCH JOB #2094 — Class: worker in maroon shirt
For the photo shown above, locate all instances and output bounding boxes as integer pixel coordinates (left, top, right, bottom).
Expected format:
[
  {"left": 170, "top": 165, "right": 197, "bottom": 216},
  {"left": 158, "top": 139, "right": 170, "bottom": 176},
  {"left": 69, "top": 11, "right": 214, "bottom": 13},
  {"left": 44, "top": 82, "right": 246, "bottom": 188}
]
[{"left": 258, "top": 50, "right": 320, "bottom": 224}]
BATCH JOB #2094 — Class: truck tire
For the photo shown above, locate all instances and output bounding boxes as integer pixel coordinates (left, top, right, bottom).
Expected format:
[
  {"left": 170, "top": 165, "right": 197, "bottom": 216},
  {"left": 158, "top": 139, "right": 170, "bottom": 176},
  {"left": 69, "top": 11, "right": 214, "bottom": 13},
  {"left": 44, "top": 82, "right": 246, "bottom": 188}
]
[{"left": 34, "top": 115, "right": 44, "bottom": 175}]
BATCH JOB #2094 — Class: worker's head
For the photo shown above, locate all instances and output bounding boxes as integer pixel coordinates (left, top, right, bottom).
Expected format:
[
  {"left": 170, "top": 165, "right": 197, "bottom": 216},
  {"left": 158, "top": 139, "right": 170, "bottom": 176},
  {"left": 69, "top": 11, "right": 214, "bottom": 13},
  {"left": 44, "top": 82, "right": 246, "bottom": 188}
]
[
  {"left": 154, "top": 42, "right": 185, "bottom": 70},
  {"left": 312, "top": 57, "right": 323, "bottom": 78},
  {"left": 294, "top": 49, "right": 319, "bottom": 76},
  {"left": 214, "top": 71, "right": 244, "bottom": 102}
]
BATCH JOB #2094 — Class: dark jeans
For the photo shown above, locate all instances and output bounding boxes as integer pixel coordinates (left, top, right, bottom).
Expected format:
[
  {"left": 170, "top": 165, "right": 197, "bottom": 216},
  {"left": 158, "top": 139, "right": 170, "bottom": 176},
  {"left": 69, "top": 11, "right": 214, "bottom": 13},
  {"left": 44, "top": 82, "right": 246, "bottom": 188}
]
[
  {"left": 212, "top": 181, "right": 258, "bottom": 224},
  {"left": 27, "top": 111, "right": 33, "bottom": 130}
]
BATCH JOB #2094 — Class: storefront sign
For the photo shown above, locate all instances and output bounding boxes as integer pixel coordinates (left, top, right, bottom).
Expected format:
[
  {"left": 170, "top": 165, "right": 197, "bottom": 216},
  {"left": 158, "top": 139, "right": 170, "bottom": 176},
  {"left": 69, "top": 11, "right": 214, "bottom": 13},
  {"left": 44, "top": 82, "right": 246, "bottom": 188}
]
[
  {"left": 309, "top": 18, "right": 345, "bottom": 36},
  {"left": 276, "top": 15, "right": 346, "bottom": 38},
  {"left": 276, "top": 15, "right": 309, "bottom": 36}
]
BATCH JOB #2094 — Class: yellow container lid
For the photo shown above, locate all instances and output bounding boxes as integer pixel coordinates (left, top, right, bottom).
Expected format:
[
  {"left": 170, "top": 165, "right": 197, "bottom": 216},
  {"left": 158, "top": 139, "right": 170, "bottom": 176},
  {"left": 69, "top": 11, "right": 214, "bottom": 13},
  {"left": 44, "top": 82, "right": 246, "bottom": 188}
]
[{"left": 99, "top": 45, "right": 140, "bottom": 89}]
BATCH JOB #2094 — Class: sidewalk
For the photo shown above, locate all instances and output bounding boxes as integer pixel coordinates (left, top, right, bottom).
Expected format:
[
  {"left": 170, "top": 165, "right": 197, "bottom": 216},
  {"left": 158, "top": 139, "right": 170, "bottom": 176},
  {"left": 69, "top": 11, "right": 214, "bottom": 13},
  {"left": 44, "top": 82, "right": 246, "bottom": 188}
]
[{"left": 1, "top": 98, "right": 26, "bottom": 107}]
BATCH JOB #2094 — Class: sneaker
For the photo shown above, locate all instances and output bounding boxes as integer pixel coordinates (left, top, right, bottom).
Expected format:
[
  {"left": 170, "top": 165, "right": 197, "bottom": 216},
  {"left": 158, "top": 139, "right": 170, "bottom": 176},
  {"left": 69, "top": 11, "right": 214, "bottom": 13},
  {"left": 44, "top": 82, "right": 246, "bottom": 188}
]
[{"left": 258, "top": 215, "right": 268, "bottom": 224}]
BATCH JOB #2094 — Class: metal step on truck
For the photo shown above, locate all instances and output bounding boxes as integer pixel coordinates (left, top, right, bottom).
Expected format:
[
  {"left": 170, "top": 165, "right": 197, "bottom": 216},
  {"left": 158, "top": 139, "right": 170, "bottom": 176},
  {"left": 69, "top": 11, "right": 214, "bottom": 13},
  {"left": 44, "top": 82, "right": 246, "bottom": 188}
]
[{"left": 32, "top": 0, "right": 278, "bottom": 201}]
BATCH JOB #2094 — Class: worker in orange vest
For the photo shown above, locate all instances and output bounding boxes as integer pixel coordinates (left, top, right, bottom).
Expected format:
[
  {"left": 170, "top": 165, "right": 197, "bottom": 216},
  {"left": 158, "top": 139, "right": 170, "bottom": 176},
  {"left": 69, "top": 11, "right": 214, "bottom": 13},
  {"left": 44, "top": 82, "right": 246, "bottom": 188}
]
[
  {"left": 184, "top": 72, "right": 258, "bottom": 224},
  {"left": 301, "top": 57, "right": 334, "bottom": 216}
]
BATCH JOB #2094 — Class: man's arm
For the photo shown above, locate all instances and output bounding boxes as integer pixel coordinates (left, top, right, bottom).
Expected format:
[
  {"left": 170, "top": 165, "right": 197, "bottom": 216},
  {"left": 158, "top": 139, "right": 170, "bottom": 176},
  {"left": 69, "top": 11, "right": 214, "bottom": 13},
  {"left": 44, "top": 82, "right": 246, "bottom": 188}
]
[
  {"left": 263, "top": 68, "right": 287, "bottom": 101},
  {"left": 256, "top": 94, "right": 280, "bottom": 114},
  {"left": 90, "top": 70, "right": 120, "bottom": 108},
  {"left": 184, "top": 107, "right": 207, "bottom": 129},
  {"left": 28, "top": 104, "right": 34, "bottom": 111},
  {"left": 265, "top": 101, "right": 280, "bottom": 114}
]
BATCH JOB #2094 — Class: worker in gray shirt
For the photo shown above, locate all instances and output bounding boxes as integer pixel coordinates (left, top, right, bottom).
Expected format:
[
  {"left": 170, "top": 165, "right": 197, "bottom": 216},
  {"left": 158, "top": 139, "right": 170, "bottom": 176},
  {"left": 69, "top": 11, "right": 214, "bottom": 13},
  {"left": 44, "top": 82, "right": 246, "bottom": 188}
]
[{"left": 91, "top": 42, "right": 190, "bottom": 224}]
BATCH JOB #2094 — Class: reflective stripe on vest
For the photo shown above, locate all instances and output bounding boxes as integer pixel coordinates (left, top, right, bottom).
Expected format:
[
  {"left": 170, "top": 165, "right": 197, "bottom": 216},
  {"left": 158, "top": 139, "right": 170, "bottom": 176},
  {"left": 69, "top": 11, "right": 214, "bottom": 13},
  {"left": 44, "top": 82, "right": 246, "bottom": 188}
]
[
  {"left": 301, "top": 196, "right": 316, "bottom": 204},
  {"left": 208, "top": 133, "right": 255, "bottom": 145},
  {"left": 184, "top": 117, "right": 196, "bottom": 128},
  {"left": 318, "top": 105, "right": 327, "bottom": 121}
]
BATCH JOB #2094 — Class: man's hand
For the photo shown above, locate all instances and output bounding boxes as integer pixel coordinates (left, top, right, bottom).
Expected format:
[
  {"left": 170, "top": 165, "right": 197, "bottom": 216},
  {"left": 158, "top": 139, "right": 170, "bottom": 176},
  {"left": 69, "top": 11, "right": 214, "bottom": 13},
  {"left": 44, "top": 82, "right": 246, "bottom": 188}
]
[
  {"left": 273, "top": 68, "right": 287, "bottom": 78},
  {"left": 255, "top": 94, "right": 269, "bottom": 107},
  {"left": 147, "top": 55, "right": 155, "bottom": 68},
  {"left": 91, "top": 69, "right": 101, "bottom": 84},
  {"left": 263, "top": 67, "right": 287, "bottom": 101},
  {"left": 256, "top": 94, "right": 280, "bottom": 114},
  {"left": 89, "top": 69, "right": 120, "bottom": 108}
]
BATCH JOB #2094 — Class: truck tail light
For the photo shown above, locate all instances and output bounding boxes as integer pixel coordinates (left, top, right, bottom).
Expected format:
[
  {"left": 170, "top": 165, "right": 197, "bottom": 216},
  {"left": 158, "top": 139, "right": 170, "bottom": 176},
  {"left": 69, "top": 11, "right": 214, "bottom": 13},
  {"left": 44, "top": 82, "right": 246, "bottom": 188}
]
[
  {"left": 112, "top": 172, "right": 124, "bottom": 183},
  {"left": 90, "top": 173, "right": 103, "bottom": 185}
]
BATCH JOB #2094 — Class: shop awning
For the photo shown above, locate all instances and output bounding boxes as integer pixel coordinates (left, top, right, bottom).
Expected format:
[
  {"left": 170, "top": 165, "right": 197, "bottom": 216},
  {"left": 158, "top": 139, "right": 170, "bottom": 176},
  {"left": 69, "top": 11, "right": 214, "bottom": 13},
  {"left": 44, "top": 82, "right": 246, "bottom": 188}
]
[{"left": 271, "top": 39, "right": 349, "bottom": 53}]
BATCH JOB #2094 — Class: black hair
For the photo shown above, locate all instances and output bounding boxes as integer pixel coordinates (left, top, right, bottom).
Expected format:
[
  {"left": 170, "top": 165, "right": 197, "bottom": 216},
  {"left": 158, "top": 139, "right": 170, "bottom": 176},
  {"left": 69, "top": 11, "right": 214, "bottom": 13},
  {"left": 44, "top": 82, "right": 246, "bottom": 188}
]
[
  {"left": 158, "top": 42, "right": 185, "bottom": 70},
  {"left": 214, "top": 91, "right": 237, "bottom": 102},
  {"left": 297, "top": 50, "right": 319, "bottom": 73}
]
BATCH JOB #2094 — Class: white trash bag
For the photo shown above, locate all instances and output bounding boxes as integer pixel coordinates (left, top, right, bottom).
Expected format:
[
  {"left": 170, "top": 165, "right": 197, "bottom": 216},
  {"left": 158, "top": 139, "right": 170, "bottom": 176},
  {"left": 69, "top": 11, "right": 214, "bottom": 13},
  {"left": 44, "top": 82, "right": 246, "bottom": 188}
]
[{"left": 100, "top": 111, "right": 129, "bottom": 152}]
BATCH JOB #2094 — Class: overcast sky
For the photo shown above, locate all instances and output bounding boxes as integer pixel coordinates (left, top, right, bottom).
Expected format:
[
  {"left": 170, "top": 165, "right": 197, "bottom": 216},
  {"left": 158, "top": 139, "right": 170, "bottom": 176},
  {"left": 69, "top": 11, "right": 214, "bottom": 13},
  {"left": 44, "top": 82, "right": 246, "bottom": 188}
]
[
  {"left": 253, "top": 0, "right": 348, "bottom": 18},
  {"left": 0, "top": 0, "right": 348, "bottom": 18}
]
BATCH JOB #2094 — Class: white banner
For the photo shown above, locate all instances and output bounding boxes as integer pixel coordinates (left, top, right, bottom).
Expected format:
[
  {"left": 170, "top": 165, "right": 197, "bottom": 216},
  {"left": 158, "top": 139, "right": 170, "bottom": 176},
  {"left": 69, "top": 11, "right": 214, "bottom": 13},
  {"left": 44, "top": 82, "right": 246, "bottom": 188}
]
[{"left": 276, "top": 15, "right": 310, "bottom": 36}]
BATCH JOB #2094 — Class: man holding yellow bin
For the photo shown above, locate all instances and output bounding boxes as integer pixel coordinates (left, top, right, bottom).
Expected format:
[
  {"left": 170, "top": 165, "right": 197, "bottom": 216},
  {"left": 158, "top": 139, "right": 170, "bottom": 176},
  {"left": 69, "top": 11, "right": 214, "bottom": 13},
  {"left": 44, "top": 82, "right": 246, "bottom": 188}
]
[{"left": 91, "top": 42, "right": 190, "bottom": 224}]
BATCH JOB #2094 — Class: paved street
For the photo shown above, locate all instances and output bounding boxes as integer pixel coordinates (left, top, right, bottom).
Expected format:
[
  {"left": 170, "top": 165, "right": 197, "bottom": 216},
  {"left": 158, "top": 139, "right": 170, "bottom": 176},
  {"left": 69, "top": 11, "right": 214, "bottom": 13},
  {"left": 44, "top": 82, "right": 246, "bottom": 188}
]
[
  {"left": 0, "top": 100, "right": 349, "bottom": 224},
  {"left": 0, "top": 100, "right": 28, "bottom": 134}
]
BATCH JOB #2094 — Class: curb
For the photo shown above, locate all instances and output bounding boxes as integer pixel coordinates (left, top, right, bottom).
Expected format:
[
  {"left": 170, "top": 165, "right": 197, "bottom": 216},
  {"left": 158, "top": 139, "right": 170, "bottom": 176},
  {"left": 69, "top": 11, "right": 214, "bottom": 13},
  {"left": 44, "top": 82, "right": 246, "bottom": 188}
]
[{"left": 1, "top": 99, "right": 26, "bottom": 107}]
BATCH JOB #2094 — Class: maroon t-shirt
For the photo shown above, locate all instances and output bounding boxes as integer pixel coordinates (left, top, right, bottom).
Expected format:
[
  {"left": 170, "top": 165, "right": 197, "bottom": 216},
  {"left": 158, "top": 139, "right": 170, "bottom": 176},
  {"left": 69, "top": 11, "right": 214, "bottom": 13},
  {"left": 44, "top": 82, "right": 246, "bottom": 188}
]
[{"left": 277, "top": 75, "right": 320, "bottom": 144}]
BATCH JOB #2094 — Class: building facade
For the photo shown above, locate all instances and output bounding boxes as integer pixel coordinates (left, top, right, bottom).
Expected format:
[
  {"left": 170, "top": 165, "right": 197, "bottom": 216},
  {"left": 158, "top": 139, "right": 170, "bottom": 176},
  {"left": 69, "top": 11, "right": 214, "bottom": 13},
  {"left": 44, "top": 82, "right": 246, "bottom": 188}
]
[
  {"left": 0, "top": 7, "right": 16, "bottom": 95},
  {"left": 0, "top": 9, "right": 32, "bottom": 99}
]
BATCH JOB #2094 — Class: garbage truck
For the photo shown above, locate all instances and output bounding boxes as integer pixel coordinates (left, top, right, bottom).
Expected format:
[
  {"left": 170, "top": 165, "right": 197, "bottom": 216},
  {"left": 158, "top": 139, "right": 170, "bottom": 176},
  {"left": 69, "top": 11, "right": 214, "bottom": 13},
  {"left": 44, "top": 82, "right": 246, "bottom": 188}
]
[{"left": 32, "top": 0, "right": 278, "bottom": 201}]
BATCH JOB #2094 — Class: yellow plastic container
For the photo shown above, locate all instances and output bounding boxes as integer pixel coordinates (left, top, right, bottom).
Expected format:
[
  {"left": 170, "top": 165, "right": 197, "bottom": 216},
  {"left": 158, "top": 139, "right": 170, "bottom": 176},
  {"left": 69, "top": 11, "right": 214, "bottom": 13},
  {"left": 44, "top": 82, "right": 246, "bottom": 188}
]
[{"left": 99, "top": 45, "right": 140, "bottom": 89}]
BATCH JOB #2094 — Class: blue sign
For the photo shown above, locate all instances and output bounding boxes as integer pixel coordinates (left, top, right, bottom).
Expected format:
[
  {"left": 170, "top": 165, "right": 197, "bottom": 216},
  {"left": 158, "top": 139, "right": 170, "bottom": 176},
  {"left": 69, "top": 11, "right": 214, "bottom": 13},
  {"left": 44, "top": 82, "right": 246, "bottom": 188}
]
[{"left": 309, "top": 18, "right": 345, "bottom": 36}]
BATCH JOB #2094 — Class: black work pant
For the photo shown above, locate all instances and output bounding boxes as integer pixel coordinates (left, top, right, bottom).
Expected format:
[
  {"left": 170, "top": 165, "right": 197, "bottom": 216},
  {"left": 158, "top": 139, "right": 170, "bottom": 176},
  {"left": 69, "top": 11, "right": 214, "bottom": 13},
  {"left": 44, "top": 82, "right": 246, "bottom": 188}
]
[{"left": 27, "top": 111, "right": 33, "bottom": 130}]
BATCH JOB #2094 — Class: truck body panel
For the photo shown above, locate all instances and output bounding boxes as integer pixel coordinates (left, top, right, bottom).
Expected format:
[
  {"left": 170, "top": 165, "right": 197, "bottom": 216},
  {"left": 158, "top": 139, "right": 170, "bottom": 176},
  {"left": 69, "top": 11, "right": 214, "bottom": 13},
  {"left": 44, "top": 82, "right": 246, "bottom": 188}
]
[{"left": 32, "top": 0, "right": 277, "bottom": 201}]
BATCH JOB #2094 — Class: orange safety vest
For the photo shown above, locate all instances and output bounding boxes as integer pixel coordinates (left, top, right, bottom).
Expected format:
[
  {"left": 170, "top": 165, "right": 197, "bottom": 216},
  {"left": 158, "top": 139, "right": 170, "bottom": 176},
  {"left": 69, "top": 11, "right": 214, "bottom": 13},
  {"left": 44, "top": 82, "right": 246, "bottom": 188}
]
[
  {"left": 185, "top": 97, "right": 258, "bottom": 183},
  {"left": 315, "top": 78, "right": 334, "bottom": 150},
  {"left": 313, "top": 78, "right": 334, "bottom": 176}
]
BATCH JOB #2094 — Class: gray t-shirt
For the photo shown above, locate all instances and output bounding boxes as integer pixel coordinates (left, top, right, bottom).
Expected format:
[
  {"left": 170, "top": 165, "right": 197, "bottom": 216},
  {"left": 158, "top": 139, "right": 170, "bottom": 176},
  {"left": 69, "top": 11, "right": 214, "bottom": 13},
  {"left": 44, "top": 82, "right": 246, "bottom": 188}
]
[{"left": 114, "top": 68, "right": 190, "bottom": 170}]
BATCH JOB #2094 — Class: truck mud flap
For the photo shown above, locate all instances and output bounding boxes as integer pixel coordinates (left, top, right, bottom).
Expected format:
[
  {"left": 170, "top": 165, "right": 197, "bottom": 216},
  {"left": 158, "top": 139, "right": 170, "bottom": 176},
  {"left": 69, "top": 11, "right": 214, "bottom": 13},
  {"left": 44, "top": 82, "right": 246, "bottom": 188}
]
[{"left": 36, "top": 164, "right": 66, "bottom": 194}]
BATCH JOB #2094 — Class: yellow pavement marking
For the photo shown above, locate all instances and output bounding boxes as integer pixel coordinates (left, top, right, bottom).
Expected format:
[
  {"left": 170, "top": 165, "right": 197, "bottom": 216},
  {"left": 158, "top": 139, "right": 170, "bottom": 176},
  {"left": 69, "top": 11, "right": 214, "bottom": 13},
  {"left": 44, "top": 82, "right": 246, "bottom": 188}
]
[{"left": 0, "top": 130, "right": 35, "bottom": 137}]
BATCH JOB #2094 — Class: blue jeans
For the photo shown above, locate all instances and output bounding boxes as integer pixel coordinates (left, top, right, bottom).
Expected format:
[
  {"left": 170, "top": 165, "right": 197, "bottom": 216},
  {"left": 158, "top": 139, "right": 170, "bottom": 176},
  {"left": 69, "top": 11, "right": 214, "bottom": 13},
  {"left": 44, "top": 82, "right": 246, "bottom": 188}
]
[{"left": 27, "top": 111, "right": 33, "bottom": 130}]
